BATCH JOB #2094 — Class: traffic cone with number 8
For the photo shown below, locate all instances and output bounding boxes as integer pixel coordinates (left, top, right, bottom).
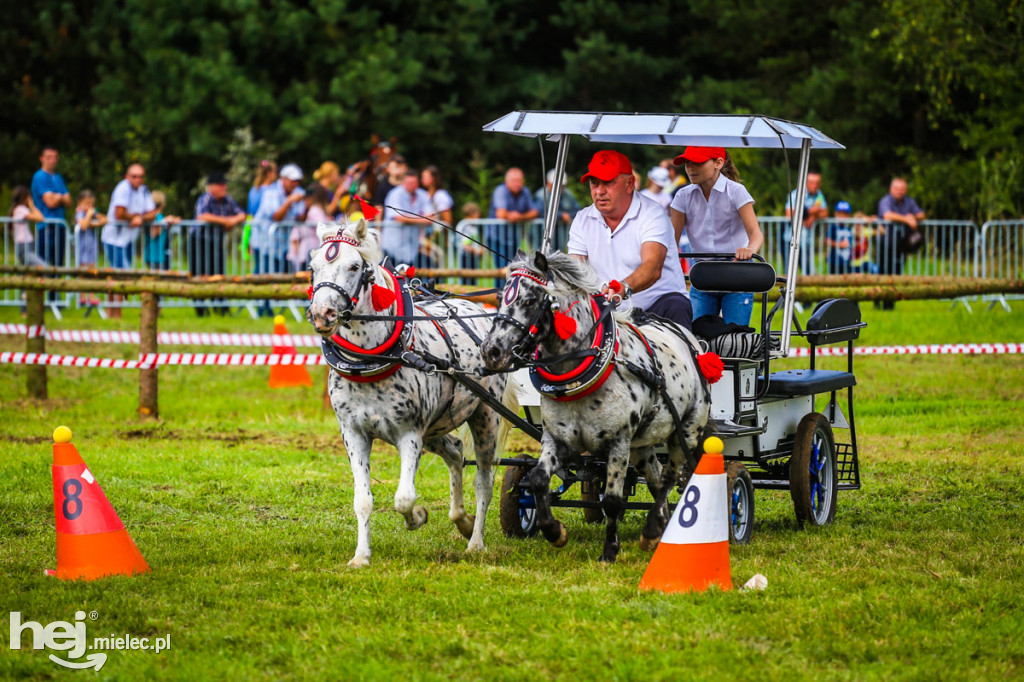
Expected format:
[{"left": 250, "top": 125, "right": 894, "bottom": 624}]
[
  {"left": 46, "top": 426, "right": 150, "bottom": 580},
  {"left": 638, "top": 437, "right": 732, "bottom": 593}
]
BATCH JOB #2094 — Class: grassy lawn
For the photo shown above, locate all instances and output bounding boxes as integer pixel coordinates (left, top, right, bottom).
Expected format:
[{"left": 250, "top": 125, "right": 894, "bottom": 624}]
[{"left": 1, "top": 299, "right": 1023, "bottom": 680}]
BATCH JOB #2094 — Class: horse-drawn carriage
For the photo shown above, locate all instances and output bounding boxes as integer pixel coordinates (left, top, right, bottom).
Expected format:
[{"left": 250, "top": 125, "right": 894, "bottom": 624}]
[
  {"left": 479, "top": 112, "right": 865, "bottom": 547},
  {"left": 305, "top": 111, "right": 864, "bottom": 566}
]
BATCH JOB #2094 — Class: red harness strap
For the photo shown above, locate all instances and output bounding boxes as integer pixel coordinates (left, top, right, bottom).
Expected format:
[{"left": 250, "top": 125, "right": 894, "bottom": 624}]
[{"left": 330, "top": 267, "right": 405, "bottom": 355}]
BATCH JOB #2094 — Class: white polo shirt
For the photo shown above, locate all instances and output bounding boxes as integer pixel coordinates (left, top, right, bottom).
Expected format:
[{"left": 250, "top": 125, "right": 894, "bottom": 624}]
[
  {"left": 567, "top": 191, "right": 688, "bottom": 310},
  {"left": 669, "top": 174, "right": 754, "bottom": 254}
]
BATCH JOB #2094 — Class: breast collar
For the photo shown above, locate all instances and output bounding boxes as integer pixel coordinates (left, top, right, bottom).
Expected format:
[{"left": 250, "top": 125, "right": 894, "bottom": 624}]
[
  {"left": 530, "top": 295, "right": 620, "bottom": 402},
  {"left": 319, "top": 266, "right": 415, "bottom": 383}
]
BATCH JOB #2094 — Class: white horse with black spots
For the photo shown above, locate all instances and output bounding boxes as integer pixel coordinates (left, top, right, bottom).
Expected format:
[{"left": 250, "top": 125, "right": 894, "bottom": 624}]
[
  {"left": 480, "top": 251, "right": 712, "bottom": 562},
  {"left": 306, "top": 219, "right": 515, "bottom": 567}
]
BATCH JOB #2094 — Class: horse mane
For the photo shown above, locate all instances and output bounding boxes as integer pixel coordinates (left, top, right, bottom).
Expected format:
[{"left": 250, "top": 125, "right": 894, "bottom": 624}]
[{"left": 508, "top": 251, "right": 599, "bottom": 296}]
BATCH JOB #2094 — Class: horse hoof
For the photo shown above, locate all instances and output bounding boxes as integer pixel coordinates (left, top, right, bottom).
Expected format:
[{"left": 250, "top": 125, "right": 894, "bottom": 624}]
[
  {"left": 465, "top": 539, "right": 485, "bottom": 553},
  {"left": 405, "top": 506, "right": 428, "bottom": 530},
  {"left": 347, "top": 555, "right": 370, "bottom": 569},
  {"left": 455, "top": 514, "right": 476, "bottom": 539},
  {"left": 552, "top": 522, "right": 568, "bottom": 548},
  {"left": 639, "top": 536, "right": 661, "bottom": 552}
]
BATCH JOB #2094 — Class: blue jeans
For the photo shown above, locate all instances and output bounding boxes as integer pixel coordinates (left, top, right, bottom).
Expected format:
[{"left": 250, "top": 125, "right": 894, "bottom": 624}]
[
  {"left": 690, "top": 289, "right": 754, "bottom": 327},
  {"left": 104, "top": 244, "right": 134, "bottom": 269}
]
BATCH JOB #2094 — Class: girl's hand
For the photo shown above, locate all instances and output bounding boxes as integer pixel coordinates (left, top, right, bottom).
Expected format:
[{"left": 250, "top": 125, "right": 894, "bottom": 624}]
[{"left": 735, "top": 247, "right": 754, "bottom": 260}]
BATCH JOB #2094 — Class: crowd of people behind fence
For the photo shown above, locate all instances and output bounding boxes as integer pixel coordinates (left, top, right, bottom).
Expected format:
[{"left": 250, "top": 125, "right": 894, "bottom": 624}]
[{"left": 8, "top": 145, "right": 927, "bottom": 300}]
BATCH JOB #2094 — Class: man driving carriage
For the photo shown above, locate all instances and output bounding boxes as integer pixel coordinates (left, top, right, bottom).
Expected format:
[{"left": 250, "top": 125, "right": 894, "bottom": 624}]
[{"left": 567, "top": 150, "right": 693, "bottom": 330}]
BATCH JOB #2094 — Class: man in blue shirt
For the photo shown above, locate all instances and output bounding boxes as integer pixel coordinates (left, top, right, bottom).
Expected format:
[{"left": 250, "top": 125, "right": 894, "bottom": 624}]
[
  {"left": 382, "top": 170, "right": 435, "bottom": 266},
  {"left": 877, "top": 177, "right": 925, "bottom": 277},
  {"left": 783, "top": 171, "right": 828, "bottom": 275},
  {"left": 30, "top": 146, "right": 71, "bottom": 268},
  {"left": 488, "top": 167, "right": 538, "bottom": 286},
  {"left": 252, "top": 164, "right": 305, "bottom": 275},
  {"left": 192, "top": 172, "right": 246, "bottom": 316}
]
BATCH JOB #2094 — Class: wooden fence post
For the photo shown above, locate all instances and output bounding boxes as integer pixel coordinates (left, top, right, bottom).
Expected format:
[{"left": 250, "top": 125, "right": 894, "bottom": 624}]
[
  {"left": 139, "top": 291, "right": 159, "bottom": 420},
  {"left": 26, "top": 289, "right": 46, "bottom": 399}
]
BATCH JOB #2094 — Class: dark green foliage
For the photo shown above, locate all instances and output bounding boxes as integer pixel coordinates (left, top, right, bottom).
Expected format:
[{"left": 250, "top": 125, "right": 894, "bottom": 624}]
[{"left": 1, "top": 0, "right": 1021, "bottom": 220}]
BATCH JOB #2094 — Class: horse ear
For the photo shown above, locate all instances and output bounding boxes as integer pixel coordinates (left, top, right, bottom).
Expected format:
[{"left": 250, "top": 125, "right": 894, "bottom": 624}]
[
  {"left": 354, "top": 218, "right": 368, "bottom": 241},
  {"left": 316, "top": 222, "right": 335, "bottom": 243},
  {"left": 533, "top": 251, "right": 548, "bottom": 274}
]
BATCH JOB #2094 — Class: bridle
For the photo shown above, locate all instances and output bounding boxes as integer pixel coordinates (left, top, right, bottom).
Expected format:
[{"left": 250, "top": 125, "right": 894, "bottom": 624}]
[
  {"left": 492, "top": 268, "right": 560, "bottom": 364},
  {"left": 309, "top": 234, "right": 377, "bottom": 327}
]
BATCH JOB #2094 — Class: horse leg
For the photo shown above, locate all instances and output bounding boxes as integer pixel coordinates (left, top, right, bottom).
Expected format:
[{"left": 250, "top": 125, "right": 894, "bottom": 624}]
[
  {"left": 341, "top": 429, "right": 374, "bottom": 568},
  {"left": 394, "top": 433, "right": 428, "bottom": 531},
  {"left": 599, "top": 436, "right": 631, "bottom": 563},
  {"left": 641, "top": 442, "right": 687, "bottom": 550},
  {"left": 634, "top": 446, "right": 662, "bottom": 498},
  {"left": 464, "top": 407, "right": 501, "bottom": 552},
  {"left": 532, "top": 433, "right": 569, "bottom": 548},
  {"left": 425, "top": 434, "right": 474, "bottom": 540}
]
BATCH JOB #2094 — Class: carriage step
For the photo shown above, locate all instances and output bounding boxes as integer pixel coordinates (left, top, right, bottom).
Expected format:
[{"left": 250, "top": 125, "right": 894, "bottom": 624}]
[{"left": 709, "top": 418, "right": 764, "bottom": 438}]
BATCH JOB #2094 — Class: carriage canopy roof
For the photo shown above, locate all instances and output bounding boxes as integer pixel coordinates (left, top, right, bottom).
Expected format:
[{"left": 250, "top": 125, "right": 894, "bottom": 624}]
[{"left": 483, "top": 111, "right": 844, "bottom": 150}]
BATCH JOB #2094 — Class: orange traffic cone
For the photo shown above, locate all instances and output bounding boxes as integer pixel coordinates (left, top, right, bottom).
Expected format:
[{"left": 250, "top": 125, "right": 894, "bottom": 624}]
[
  {"left": 269, "top": 314, "right": 313, "bottom": 388},
  {"left": 639, "top": 437, "right": 732, "bottom": 593},
  {"left": 46, "top": 426, "right": 150, "bottom": 581}
]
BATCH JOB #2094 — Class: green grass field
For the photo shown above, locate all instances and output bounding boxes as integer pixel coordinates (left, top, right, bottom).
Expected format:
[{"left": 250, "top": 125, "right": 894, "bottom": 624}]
[{"left": 1, "top": 299, "right": 1023, "bottom": 680}]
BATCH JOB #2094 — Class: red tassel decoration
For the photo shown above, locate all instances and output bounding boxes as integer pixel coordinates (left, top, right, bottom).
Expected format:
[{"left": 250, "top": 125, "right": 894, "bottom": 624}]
[
  {"left": 696, "top": 352, "right": 724, "bottom": 384},
  {"left": 553, "top": 310, "right": 577, "bottom": 340},
  {"left": 307, "top": 285, "right": 314, "bottom": 301},
  {"left": 404, "top": 266, "right": 415, "bottom": 278},
  {"left": 356, "top": 196, "right": 380, "bottom": 221},
  {"left": 371, "top": 283, "right": 396, "bottom": 311}
]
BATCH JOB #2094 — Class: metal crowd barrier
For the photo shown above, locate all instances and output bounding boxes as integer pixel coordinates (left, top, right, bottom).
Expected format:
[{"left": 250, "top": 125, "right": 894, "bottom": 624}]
[
  {"left": 980, "top": 220, "right": 1024, "bottom": 310},
  {"left": 1, "top": 217, "right": 72, "bottom": 316}
]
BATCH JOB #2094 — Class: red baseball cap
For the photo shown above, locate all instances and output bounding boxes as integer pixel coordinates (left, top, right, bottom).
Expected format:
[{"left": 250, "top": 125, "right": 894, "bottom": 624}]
[
  {"left": 673, "top": 146, "right": 727, "bottom": 165},
  {"left": 580, "top": 150, "right": 634, "bottom": 183}
]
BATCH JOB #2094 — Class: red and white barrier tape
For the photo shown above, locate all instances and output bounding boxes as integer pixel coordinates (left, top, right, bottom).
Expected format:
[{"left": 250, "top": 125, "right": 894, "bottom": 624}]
[
  {"left": 0, "top": 324, "right": 319, "bottom": 347},
  {"left": 788, "top": 343, "right": 1024, "bottom": 356},
  {"left": 0, "top": 352, "right": 326, "bottom": 369}
]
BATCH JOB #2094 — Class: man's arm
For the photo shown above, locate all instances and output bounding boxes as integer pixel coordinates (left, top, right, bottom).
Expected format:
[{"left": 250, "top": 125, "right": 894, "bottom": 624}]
[
  {"left": 622, "top": 242, "right": 667, "bottom": 294},
  {"left": 272, "top": 193, "right": 303, "bottom": 222}
]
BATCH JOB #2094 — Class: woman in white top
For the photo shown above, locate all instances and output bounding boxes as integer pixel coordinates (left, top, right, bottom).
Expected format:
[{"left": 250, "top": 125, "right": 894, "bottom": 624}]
[{"left": 669, "top": 146, "right": 763, "bottom": 326}]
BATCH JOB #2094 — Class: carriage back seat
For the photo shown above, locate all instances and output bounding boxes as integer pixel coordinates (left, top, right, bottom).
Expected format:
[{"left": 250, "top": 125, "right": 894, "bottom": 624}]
[{"left": 688, "top": 260, "right": 778, "bottom": 294}]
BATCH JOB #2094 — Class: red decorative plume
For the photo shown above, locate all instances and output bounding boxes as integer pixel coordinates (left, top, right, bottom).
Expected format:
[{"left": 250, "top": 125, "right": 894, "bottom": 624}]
[
  {"left": 697, "top": 352, "right": 724, "bottom": 384},
  {"left": 553, "top": 311, "right": 577, "bottom": 340},
  {"left": 371, "top": 283, "right": 396, "bottom": 311},
  {"left": 307, "top": 285, "right": 314, "bottom": 301},
  {"left": 356, "top": 196, "right": 380, "bottom": 221}
]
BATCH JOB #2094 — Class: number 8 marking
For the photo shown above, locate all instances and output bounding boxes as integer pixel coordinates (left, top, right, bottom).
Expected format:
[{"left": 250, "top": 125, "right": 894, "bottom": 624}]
[
  {"left": 63, "top": 478, "right": 83, "bottom": 521},
  {"left": 677, "top": 486, "right": 700, "bottom": 528}
]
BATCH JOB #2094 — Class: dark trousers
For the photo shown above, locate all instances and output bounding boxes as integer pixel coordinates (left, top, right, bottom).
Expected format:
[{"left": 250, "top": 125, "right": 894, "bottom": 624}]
[
  {"left": 188, "top": 228, "right": 226, "bottom": 315},
  {"left": 645, "top": 293, "right": 694, "bottom": 332}
]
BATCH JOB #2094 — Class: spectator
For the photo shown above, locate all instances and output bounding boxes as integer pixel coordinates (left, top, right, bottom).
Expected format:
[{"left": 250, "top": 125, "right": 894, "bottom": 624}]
[
  {"left": 103, "top": 163, "right": 157, "bottom": 270},
  {"left": 143, "top": 190, "right": 180, "bottom": 271},
  {"left": 372, "top": 154, "right": 408, "bottom": 209},
  {"left": 421, "top": 165, "right": 454, "bottom": 224},
  {"left": 534, "top": 168, "right": 581, "bottom": 250},
  {"left": 30, "top": 146, "right": 71, "bottom": 268},
  {"left": 639, "top": 166, "right": 673, "bottom": 213},
  {"left": 568, "top": 150, "right": 692, "bottom": 330},
  {"left": 661, "top": 157, "right": 687, "bottom": 197},
  {"left": 851, "top": 211, "right": 882, "bottom": 275},
  {"left": 458, "top": 202, "right": 484, "bottom": 284},
  {"left": 825, "top": 200, "right": 855, "bottom": 274},
  {"left": 73, "top": 190, "right": 106, "bottom": 269},
  {"left": 488, "top": 168, "right": 538, "bottom": 284},
  {"left": 669, "top": 147, "right": 763, "bottom": 326},
  {"left": 877, "top": 177, "right": 925, "bottom": 309},
  {"left": 8, "top": 186, "right": 46, "bottom": 267},
  {"left": 784, "top": 171, "right": 828, "bottom": 275},
  {"left": 251, "top": 163, "right": 305, "bottom": 276},
  {"left": 313, "top": 160, "right": 358, "bottom": 218},
  {"left": 382, "top": 170, "right": 435, "bottom": 267},
  {"left": 290, "top": 183, "right": 328, "bottom": 273},
  {"left": 247, "top": 160, "right": 277, "bottom": 217},
  {"left": 193, "top": 172, "right": 246, "bottom": 316}
]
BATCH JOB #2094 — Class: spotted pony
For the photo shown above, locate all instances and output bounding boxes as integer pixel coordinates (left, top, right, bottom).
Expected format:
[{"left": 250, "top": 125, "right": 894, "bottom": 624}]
[
  {"left": 481, "top": 251, "right": 712, "bottom": 562},
  {"left": 306, "top": 219, "right": 515, "bottom": 567}
]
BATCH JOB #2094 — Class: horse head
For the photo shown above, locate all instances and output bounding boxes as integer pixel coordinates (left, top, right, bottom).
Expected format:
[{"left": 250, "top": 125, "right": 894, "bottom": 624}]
[
  {"left": 481, "top": 250, "right": 598, "bottom": 371},
  {"left": 306, "top": 219, "right": 384, "bottom": 335}
]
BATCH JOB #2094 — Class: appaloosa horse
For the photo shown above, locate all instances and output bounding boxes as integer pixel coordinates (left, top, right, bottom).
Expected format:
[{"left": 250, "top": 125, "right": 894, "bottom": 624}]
[
  {"left": 306, "top": 219, "right": 514, "bottom": 567},
  {"left": 481, "top": 251, "right": 712, "bottom": 562}
]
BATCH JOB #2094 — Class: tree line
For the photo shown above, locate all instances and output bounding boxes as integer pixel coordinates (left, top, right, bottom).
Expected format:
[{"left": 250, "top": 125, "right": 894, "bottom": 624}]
[{"left": 2, "top": 0, "right": 1020, "bottom": 222}]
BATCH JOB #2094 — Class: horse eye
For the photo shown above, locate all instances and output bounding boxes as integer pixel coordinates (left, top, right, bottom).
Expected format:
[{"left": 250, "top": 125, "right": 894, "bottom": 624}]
[{"left": 348, "top": 263, "right": 360, "bottom": 272}]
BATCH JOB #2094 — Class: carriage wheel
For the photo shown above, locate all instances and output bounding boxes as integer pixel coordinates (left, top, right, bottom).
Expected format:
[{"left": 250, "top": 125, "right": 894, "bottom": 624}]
[
  {"left": 580, "top": 479, "right": 605, "bottom": 524},
  {"left": 726, "top": 462, "right": 755, "bottom": 545},
  {"left": 499, "top": 455, "right": 538, "bottom": 538},
  {"left": 789, "top": 413, "right": 838, "bottom": 527}
]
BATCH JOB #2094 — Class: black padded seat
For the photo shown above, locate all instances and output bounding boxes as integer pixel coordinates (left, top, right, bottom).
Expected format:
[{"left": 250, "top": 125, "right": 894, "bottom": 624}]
[
  {"left": 689, "top": 260, "right": 777, "bottom": 294},
  {"left": 764, "top": 369, "right": 856, "bottom": 396}
]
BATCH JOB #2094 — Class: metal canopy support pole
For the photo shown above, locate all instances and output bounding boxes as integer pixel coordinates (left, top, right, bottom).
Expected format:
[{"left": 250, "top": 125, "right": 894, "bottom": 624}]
[
  {"left": 780, "top": 138, "right": 812, "bottom": 356},
  {"left": 541, "top": 135, "right": 571, "bottom": 254}
]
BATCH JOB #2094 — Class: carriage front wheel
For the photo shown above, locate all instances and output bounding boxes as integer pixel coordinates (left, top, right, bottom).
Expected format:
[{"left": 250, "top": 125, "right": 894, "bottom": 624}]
[
  {"left": 499, "top": 455, "right": 539, "bottom": 538},
  {"left": 789, "top": 413, "right": 838, "bottom": 527},
  {"left": 726, "top": 462, "right": 755, "bottom": 545}
]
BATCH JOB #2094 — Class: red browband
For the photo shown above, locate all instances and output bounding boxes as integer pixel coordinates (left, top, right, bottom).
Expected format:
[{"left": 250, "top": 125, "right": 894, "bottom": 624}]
[{"left": 507, "top": 268, "right": 549, "bottom": 287}]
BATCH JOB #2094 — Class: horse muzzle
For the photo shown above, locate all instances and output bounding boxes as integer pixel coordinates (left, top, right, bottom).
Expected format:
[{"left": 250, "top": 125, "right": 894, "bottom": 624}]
[
  {"left": 481, "top": 337, "right": 514, "bottom": 372},
  {"left": 306, "top": 303, "right": 341, "bottom": 335}
]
